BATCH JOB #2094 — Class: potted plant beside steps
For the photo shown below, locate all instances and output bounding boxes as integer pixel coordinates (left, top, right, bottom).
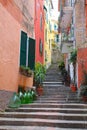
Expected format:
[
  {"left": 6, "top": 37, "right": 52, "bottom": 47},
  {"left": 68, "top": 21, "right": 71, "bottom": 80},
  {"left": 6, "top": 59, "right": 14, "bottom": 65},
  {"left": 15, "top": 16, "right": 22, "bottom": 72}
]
[
  {"left": 18, "top": 66, "right": 33, "bottom": 91},
  {"left": 78, "top": 71, "right": 87, "bottom": 102},
  {"left": 34, "top": 62, "right": 46, "bottom": 96},
  {"left": 70, "top": 80, "right": 77, "bottom": 92}
]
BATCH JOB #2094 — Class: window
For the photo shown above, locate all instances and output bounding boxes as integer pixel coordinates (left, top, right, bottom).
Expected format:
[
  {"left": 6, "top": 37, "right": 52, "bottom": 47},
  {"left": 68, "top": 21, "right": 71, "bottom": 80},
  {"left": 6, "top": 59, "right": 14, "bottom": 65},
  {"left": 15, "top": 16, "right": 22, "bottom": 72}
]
[
  {"left": 40, "top": 13, "right": 42, "bottom": 29},
  {"left": 49, "top": 39, "right": 51, "bottom": 49},
  {"left": 39, "top": 39, "right": 43, "bottom": 56},
  {"left": 46, "top": 13, "right": 48, "bottom": 23},
  {"left": 45, "top": 29, "right": 47, "bottom": 42},
  {"left": 45, "top": 50, "right": 47, "bottom": 62},
  {"left": 20, "top": 31, "right": 35, "bottom": 70},
  {"left": 54, "top": 24, "right": 57, "bottom": 31},
  {"left": 20, "top": 31, "right": 27, "bottom": 66},
  {"left": 55, "top": 34, "right": 59, "bottom": 43}
]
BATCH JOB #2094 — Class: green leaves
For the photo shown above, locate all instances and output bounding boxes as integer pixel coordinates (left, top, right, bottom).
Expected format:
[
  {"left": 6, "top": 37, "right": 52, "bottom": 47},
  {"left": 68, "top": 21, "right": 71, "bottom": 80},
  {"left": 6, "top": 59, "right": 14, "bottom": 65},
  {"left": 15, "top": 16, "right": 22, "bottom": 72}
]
[
  {"left": 69, "top": 49, "right": 77, "bottom": 64},
  {"left": 34, "top": 62, "right": 46, "bottom": 85},
  {"left": 19, "top": 65, "right": 33, "bottom": 77}
]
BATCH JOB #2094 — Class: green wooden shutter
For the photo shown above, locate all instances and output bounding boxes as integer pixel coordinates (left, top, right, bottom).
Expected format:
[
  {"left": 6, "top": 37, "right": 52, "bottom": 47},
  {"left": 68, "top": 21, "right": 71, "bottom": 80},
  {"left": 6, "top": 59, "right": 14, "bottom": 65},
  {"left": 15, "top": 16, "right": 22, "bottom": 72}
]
[
  {"left": 20, "top": 31, "right": 27, "bottom": 66},
  {"left": 28, "top": 38, "right": 35, "bottom": 70}
]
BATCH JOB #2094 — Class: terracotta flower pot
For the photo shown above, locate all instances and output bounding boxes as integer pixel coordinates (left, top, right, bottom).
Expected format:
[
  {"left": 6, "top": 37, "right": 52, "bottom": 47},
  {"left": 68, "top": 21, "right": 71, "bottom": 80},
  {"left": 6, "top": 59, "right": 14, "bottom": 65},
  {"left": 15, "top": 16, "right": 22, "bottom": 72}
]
[
  {"left": 70, "top": 84, "right": 77, "bottom": 92},
  {"left": 18, "top": 74, "right": 26, "bottom": 89},
  {"left": 36, "top": 85, "right": 43, "bottom": 96},
  {"left": 18, "top": 74, "right": 33, "bottom": 90},
  {"left": 25, "top": 76, "right": 33, "bottom": 88}
]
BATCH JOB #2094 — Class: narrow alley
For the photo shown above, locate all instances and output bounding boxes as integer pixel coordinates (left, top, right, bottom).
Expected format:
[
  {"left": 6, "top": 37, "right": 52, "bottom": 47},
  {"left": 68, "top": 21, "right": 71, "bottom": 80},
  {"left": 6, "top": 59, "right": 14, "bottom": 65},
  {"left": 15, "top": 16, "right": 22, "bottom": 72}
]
[
  {"left": 0, "top": 64, "right": 87, "bottom": 130},
  {"left": 0, "top": 0, "right": 87, "bottom": 129}
]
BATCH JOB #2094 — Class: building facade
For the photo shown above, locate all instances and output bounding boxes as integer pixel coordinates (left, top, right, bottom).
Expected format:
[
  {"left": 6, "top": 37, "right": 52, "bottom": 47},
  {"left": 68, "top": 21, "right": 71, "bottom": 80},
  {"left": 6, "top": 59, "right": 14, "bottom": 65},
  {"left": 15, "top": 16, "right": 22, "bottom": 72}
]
[
  {"left": 58, "top": 0, "right": 87, "bottom": 88},
  {"left": 44, "top": 0, "right": 53, "bottom": 68},
  {"left": 0, "top": 0, "right": 35, "bottom": 109},
  {"left": 35, "top": 0, "right": 44, "bottom": 64}
]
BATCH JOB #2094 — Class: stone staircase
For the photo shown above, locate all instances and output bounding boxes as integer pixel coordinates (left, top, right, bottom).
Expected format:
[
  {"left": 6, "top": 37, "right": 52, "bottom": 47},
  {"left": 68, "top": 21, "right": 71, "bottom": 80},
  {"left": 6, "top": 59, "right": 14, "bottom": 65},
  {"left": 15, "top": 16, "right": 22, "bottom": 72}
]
[{"left": 0, "top": 64, "right": 87, "bottom": 130}]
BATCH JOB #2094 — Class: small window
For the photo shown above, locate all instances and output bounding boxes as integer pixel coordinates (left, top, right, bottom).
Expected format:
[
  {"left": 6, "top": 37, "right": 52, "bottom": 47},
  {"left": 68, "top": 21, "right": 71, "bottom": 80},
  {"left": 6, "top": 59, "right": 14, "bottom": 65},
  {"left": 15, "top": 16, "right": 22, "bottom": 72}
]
[
  {"left": 40, "top": 13, "right": 42, "bottom": 29},
  {"left": 45, "top": 29, "right": 47, "bottom": 42},
  {"left": 49, "top": 39, "right": 51, "bottom": 49},
  {"left": 39, "top": 39, "right": 43, "bottom": 56}
]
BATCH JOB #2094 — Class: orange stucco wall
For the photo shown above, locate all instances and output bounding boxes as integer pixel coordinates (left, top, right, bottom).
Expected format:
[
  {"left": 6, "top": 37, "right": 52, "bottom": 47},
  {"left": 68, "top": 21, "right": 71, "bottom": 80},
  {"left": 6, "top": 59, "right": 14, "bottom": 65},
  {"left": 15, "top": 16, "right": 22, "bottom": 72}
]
[
  {"left": 0, "top": 0, "right": 34, "bottom": 92},
  {"left": 0, "top": 3, "right": 20, "bottom": 92}
]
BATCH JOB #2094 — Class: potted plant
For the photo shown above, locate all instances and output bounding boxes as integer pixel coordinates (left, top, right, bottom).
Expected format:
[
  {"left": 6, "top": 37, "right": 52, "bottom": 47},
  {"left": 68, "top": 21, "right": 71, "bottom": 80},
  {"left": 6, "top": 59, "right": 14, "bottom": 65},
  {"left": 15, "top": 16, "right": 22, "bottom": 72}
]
[
  {"left": 18, "top": 66, "right": 33, "bottom": 90},
  {"left": 78, "top": 71, "right": 87, "bottom": 101},
  {"left": 34, "top": 62, "right": 46, "bottom": 96},
  {"left": 70, "top": 80, "right": 77, "bottom": 92}
]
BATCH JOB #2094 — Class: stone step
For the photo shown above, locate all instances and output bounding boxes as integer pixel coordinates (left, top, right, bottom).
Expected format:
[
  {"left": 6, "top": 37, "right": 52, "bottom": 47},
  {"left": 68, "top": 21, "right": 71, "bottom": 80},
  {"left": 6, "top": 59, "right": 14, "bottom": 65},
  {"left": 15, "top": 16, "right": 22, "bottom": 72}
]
[
  {"left": 43, "top": 94, "right": 77, "bottom": 97},
  {"left": 43, "top": 85, "right": 64, "bottom": 87},
  {"left": 6, "top": 107, "right": 87, "bottom": 113},
  {"left": 0, "top": 126, "right": 86, "bottom": 130},
  {"left": 0, "top": 117, "right": 86, "bottom": 128},
  {"left": 20, "top": 103, "right": 87, "bottom": 108},
  {"left": 45, "top": 75, "right": 63, "bottom": 78},
  {"left": 35, "top": 100, "right": 80, "bottom": 104},
  {"left": 44, "top": 78, "right": 62, "bottom": 82},
  {"left": 37, "top": 97, "right": 78, "bottom": 101},
  {"left": 43, "top": 82, "right": 63, "bottom": 84},
  {"left": 43, "top": 81, "right": 62, "bottom": 84},
  {"left": 0, "top": 112, "right": 87, "bottom": 121},
  {"left": 39, "top": 95, "right": 78, "bottom": 99},
  {"left": 45, "top": 76, "right": 62, "bottom": 78},
  {"left": 42, "top": 93, "right": 77, "bottom": 96}
]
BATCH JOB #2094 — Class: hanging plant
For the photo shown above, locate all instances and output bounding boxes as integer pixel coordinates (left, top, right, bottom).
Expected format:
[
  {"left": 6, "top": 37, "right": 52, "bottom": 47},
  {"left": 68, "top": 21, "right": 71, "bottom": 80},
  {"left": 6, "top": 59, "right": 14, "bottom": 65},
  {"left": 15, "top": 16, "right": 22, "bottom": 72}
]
[{"left": 69, "top": 49, "right": 77, "bottom": 64}]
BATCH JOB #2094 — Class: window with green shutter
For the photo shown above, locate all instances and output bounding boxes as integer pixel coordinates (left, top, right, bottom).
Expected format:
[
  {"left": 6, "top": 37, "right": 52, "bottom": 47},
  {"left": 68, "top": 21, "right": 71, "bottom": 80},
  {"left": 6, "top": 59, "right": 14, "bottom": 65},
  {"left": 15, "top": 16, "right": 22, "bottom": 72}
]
[
  {"left": 28, "top": 38, "right": 35, "bottom": 70},
  {"left": 20, "top": 31, "right": 35, "bottom": 70},
  {"left": 20, "top": 31, "right": 27, "bottom": 66}
]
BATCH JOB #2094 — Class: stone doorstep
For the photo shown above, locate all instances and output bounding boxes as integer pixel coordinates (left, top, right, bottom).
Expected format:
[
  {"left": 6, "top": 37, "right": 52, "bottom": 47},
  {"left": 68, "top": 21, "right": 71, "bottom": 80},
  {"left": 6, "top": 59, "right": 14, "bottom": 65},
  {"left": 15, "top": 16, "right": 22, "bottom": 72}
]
[
  {"left": 0, "top": 118, "right": 86, "bottom": 128},
  {"left": 0, "top": 126, "right": 86, "bottom": 130}
]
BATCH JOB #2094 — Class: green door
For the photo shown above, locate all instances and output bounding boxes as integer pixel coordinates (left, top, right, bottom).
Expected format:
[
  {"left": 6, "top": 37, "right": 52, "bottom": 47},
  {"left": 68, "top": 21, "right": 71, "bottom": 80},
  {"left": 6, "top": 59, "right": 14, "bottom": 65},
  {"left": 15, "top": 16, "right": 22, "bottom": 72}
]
[
  {"left": 28, "top": 38, "right": 35, "bottom": 70},
  {"left": 20, "top": 31, "right": 27, "bottom": 66}
]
